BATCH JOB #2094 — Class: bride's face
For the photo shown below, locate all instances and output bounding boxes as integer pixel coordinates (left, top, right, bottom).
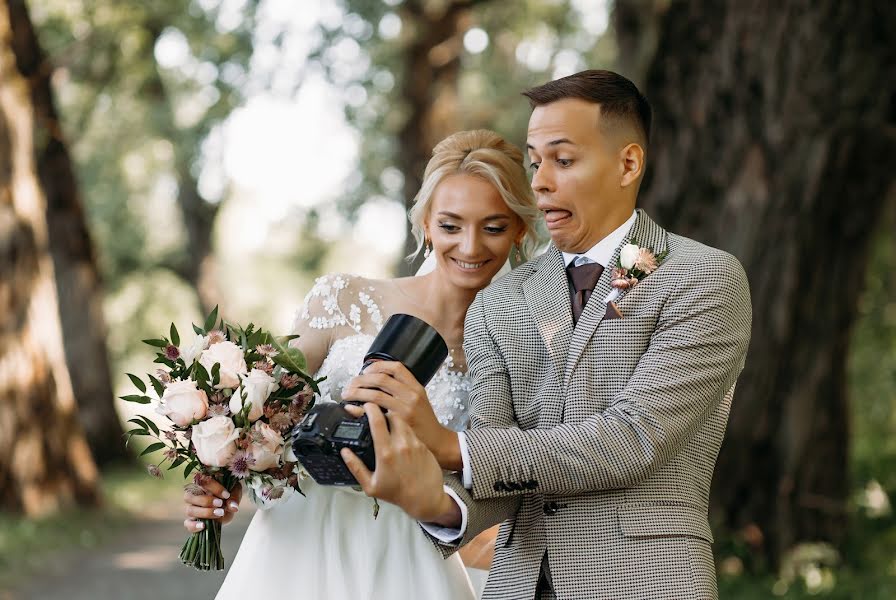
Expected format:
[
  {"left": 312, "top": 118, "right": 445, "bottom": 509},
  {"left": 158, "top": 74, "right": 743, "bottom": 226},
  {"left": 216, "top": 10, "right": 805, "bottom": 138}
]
[{"left": 425, "top": 173, "right": 523, "bottom": 291}]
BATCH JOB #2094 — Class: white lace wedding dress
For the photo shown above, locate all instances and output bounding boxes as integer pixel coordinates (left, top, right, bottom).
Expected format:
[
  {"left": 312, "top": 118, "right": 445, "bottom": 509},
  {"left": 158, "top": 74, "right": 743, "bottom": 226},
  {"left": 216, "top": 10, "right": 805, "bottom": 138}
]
[{"left": 216, "top": 274, "right": 477, "bottom": 600}]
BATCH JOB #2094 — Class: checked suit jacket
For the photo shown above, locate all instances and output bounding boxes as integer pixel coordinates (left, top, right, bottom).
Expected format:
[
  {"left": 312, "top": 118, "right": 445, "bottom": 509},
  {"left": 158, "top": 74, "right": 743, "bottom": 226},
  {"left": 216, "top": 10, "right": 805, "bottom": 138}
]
[{"left": 429, "top": 210, "right": 752, "bottom": 600}]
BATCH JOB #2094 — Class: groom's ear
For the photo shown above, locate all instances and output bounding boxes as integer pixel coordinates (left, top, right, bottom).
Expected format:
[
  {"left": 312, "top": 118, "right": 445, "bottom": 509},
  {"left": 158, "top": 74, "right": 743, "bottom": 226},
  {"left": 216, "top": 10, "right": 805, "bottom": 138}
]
[{"left": 619, "top": 142, "right": 645, "bottom": 188}]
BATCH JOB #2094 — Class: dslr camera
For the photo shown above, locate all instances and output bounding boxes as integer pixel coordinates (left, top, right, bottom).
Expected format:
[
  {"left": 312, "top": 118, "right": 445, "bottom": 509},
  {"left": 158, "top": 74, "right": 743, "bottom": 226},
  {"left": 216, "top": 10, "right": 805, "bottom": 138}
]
[{"left": 290, "top": 314, "right": 447, "bottom": 486}]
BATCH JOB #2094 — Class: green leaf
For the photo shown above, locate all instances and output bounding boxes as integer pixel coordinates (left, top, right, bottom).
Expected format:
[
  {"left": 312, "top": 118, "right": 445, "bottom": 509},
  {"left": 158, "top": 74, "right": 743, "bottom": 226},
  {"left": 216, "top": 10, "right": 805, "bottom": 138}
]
[
  {"left": 126, "top": 373, "right": 147, "bottom": 393},
  {"left": 144, "top": 417, "right": 160, "bottom": 436},
  {"left": 140, "top": 442, "right": 166, "bottom": 457},
  {"left": 192, "top": 323, "right": 205, "bottom": 336},
  {"left": 184, "top": 461, "right": 197, "bottom": 479},
  {"left": 211, "top": 362, "right": 221, "bottom": 387},
  {"left": 193, "top": 361, "right": 211, "bottom": 391},
  {"left": 120, "top": 394, "right": 152, "bottom": 404},
  {"left": 204, "top": 305, "right": 219, "bottom": 332},
  {"left": 142, "top": 338, "right": 168, "bottom": 348},
  {"left": 147, "top": 374, "right": 165, "bottom": 397},
  {"left": 170, "top": 323, "right": 180, "bottom": 347},
  {"left": 270, "top": 336, "right": 308, "bottom": 373},
  {"left": 169, "top": 457, "right": 186, "bottom": 469}
]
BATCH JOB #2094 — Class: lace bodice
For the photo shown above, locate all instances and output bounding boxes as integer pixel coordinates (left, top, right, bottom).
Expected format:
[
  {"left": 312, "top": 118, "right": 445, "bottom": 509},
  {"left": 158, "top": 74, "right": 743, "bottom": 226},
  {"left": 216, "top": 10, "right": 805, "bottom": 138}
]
[{"left": 294, "top": 274, "right": 472, "bottom": 432}]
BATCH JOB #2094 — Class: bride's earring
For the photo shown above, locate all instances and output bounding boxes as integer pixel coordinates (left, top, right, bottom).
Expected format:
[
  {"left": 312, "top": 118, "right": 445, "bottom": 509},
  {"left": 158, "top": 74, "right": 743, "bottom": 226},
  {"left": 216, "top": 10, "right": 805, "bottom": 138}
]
[
  {"left": 423, "top": 241, "right": 431, "bottom": 259},
  {"left": 513, "top": 244, "right": 521, "bottom": 262}
]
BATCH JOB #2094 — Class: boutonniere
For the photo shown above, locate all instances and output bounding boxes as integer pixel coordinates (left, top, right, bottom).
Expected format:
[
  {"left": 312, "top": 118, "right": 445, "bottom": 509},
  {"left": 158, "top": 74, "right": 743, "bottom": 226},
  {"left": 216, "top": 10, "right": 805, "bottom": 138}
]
[
  {"left": 611, "top": 241, "right": 667, "bottom": 291},
  {"left": 603, "top": 242, "right": 668, "bottom": 319}
]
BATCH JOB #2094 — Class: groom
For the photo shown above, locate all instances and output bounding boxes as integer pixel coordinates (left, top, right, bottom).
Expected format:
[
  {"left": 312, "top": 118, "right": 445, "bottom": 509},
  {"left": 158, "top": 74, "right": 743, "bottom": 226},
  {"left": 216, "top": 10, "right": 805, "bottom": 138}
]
[{"left": 343, "top": 70, "right": 752, "bottom": 599}]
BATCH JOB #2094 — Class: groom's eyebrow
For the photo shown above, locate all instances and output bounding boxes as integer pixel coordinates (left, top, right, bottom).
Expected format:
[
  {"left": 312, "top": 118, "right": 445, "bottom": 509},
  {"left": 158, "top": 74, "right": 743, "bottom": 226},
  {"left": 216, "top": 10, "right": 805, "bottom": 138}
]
[{"left": 526, "top": 138, "right": 575, "bottom": 150}]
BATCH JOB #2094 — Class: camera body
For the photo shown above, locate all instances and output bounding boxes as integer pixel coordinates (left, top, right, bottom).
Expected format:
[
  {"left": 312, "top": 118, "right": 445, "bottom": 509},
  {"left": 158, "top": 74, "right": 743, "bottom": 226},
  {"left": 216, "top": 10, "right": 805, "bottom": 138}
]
[
  {"left": 291, "top": 314, "right": 447, "bottom": 486},
  {"left": 290, "top": 399, "right": 376, "bottom": 486}
]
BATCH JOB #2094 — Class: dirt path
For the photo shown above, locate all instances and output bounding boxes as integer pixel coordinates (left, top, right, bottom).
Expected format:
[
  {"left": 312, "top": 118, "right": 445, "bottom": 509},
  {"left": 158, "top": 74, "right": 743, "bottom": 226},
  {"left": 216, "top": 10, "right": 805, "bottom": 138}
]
[{"left": 3, "top": 503, "right": 255, "bottom": 600}]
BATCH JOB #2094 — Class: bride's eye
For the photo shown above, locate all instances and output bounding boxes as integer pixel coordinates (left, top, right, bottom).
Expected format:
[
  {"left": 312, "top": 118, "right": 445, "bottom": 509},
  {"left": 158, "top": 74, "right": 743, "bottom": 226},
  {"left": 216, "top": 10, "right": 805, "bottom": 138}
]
[
  {"left": 485, "top": 226, "right": 508, "bottom": 234},
  {"left": 438, "top": 222, "right": 460, "bottom": 232}
]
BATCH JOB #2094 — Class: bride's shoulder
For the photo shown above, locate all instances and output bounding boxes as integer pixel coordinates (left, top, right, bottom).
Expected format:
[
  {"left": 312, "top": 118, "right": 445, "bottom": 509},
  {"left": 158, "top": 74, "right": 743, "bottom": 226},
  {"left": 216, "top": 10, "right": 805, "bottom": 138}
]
[{"left": 300, "top": 273, "right": 386, "bottom": 333}]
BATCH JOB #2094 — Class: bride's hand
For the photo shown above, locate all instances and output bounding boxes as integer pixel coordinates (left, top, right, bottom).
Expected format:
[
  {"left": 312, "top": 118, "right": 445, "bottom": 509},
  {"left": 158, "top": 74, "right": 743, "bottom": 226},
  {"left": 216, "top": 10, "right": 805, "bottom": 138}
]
[
  {"left": 182, "top": 476, "right": 242, "bottom": 533},
  {"left": 344, "top": 361, "right": 459, "bottom": 469}
]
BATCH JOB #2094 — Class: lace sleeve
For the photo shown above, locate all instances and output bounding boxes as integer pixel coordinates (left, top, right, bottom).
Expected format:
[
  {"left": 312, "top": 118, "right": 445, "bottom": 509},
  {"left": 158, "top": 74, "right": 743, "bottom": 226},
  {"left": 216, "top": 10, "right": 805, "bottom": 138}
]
[{"left": 289, "top": 274, "right": 385, "bottom": 374}]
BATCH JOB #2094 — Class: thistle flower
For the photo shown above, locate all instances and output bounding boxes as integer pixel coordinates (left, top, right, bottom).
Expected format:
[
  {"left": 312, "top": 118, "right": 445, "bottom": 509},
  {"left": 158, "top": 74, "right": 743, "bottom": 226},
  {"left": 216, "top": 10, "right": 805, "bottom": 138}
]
[
  {"left": 269, "top": 413, "right": 292, "bottom": 433},
  {"left": 634, "top": 248, "right": 659, "bottom": 274},
  {"left": 163, "top": 447, "right": 178, "bottom": 461},
  {"left": 229, "top": 450, "right": 255, "bottom": 479},
  {"left": 164, "top": 430, "right": 179, "bottom": 442},
  {"left": 184, "top": 483, "right": 206, "bottom": 496},
  {"left": 253, "top": 360, "right": 274, "bottom": 375},
  {"left": 164, "top": 344, "right": 181, "bottom": 360},
  {"left": 192, "top": 472, "right": 207, "bottom": 486},
  {"left": 611, "top": 277, "right": 631, "bottom": 290},
  {"left": 147, "top": 464, "right": 163, "bottom": 479},
  {"left": 207, "top": 330, "right": 226, "bottom": 345},
  {"left": 209, "top": 391, "right": 227, "bottom": 404},
  {"left": 207, "top": 403, "right": 231, "bottom": 417},
  {"left": 279, "top": 374, "right": 301, "bottom": 390},
  {"left": 289, "top": 397, "right": 309, "bottom": 422},
  {"left": 156, "top": 369, "right": 172, "bottom": 385},
  {"left": 256, "top": 344, "right": 277, "bottom": 357}
]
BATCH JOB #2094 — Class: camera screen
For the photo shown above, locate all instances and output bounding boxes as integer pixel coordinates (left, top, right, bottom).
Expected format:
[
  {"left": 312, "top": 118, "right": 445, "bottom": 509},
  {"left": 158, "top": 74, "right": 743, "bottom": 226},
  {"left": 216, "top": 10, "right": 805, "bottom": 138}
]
[{"left": 333, "top": 421, "right": 364, "bottom": 440}]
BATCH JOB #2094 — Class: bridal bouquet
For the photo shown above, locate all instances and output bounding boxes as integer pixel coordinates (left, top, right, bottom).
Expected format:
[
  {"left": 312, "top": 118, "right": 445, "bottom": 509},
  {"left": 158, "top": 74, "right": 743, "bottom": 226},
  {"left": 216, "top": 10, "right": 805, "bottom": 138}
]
[{"left": 122, "top": 307, "right": 321, "bottom": 571}]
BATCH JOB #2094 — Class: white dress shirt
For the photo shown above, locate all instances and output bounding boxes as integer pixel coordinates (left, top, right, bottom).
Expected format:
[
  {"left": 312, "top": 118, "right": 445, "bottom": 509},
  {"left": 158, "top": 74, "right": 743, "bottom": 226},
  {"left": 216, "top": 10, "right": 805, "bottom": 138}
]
[{"left": 422, "top": 211, "right": 637, "bottom": 543}]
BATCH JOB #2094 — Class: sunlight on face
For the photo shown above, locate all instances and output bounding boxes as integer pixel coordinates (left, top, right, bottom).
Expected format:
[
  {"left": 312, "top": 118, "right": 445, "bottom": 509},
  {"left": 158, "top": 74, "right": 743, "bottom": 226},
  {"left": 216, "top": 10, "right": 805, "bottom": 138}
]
[{"left": 425, "top": 174, "right": 523, "bottom": 292}]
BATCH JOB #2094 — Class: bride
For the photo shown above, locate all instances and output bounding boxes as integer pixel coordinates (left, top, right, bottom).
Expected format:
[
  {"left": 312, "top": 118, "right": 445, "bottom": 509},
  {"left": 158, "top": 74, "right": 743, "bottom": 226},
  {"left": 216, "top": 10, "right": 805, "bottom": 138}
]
[{"left": 182, "top": 129, "right": 540, "bottom": 599}]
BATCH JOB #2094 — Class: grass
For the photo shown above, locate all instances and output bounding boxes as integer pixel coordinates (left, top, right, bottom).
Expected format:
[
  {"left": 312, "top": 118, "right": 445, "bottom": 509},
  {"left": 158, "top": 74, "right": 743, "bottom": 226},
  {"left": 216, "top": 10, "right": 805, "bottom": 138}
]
[{"left": 0, "top": 463, "right": 186, "bottom": 591}]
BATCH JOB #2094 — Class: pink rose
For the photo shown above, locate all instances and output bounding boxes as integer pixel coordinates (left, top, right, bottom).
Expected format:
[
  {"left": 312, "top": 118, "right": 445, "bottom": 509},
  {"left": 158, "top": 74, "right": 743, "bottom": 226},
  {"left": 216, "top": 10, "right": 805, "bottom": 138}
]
[
  {"left": 199, "top": 341, "right": 247, "bottom": 389},
  {"left": 192, "top": 416, "right": 241, "bottom": 467},
  {"left": 249, "top": 421, "right": 284, "bottom": 472},
  {"left": 157, "top": 380, "right": 208, "bottom": 427}
]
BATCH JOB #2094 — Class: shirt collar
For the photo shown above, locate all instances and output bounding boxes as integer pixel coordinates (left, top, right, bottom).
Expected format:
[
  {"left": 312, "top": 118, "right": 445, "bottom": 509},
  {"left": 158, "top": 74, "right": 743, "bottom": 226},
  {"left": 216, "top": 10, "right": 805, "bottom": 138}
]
[{"left": 562, "top": 210, "right": 637, "bottom": 268}]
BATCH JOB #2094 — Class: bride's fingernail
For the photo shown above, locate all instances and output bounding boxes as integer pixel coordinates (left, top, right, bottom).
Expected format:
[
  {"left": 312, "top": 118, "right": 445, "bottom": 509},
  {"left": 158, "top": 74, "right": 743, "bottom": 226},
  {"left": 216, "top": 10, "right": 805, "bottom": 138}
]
[
  {"left": 195, "top": 521, "right": 205, "bottom": 531},
  {"left": 213, "top": 508, "right": 225, "bottom": 517},
  {"left": 221, "top": 490, "right": 231, "bottom": 499},
  {"left": 228, "top": 502, "right": 239, "bottom": 511},
  {"left": 212, "top": 498, "right": 223, "bottom": 507}
]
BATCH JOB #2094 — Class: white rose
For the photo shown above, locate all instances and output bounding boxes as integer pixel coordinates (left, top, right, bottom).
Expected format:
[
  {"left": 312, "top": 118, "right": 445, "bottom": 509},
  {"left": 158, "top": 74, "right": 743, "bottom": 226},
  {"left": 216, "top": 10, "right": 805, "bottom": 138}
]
[
  {"left": 619, "top": 243, "right": 640, "bottom": 270},
  {"left": 179, "top": 334, "right": 209, "bottom": 366},
  {"left": 199, "top": 341, "right": 247, "bottom": 389},
  {"left": 249, "top": 421, "right": 283, "bottom": 471},
  {"left": 157, "top": 380, "right": 208, "bottom": 427},
  {"left": 192, "top": 416, "right": 241, "bottom": 467},
  {"left": 229, "top": 368, "right": 278, "bottom": 422}
]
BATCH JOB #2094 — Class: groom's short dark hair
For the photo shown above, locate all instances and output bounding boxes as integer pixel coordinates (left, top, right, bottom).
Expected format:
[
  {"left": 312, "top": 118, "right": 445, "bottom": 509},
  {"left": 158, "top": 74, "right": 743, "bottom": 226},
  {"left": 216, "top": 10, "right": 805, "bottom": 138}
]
[{"left": 523, "top": 70, "right": 652, "bottom": 148}]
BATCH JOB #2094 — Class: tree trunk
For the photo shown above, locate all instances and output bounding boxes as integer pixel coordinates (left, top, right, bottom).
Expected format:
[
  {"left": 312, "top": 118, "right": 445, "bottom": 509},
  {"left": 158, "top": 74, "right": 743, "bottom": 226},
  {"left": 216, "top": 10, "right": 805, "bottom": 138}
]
[
  {"left": 9, "top": 0, "right": 128, "bottom": 466},
  {"left": 0, "top": 0, "right": 100, "bottom": 515},
  {"left": 616, "top": 0, "right": 896, "bottom": 565},
  {"left": 395, "top": 0, "right": 491, "bottom": 275}
]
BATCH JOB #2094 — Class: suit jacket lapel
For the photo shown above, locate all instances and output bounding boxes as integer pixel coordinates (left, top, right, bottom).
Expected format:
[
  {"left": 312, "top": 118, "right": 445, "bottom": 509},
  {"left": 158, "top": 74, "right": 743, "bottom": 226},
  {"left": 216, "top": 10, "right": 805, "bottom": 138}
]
[
  {"left": 523, "top": 246, "right": 573, "bottom": 395},
  {"left": 563, "top": 210, "right": 669, "bottom": 389}
]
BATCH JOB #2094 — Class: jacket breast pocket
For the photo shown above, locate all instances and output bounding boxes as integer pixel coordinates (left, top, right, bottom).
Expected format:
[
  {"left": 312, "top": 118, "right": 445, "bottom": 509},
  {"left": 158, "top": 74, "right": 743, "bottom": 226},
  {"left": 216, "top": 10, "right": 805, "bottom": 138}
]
[{"left": 592, "top": 315, "right": 655, "bottom": 370}]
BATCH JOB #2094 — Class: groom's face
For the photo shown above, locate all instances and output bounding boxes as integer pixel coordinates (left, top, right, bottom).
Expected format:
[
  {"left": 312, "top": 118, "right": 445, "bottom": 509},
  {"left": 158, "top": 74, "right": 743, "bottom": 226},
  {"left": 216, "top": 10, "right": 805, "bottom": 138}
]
[{"left": 527, "top": 98, "right": 635, "bottom": 253}]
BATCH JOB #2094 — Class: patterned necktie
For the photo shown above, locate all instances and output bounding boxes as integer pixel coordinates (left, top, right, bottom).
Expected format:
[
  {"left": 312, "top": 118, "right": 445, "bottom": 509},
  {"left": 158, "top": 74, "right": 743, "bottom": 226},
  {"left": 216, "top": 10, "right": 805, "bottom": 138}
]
[{"left": 566, "top": 260, "right": 604, "bottom": 324}]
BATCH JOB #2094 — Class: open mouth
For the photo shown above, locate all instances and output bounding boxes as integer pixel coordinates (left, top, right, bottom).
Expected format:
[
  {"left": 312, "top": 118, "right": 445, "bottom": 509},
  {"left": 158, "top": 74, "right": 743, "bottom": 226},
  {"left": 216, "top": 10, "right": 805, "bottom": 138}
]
[{"left": 452, "top": 258, "right": 489, "bottom": 271}]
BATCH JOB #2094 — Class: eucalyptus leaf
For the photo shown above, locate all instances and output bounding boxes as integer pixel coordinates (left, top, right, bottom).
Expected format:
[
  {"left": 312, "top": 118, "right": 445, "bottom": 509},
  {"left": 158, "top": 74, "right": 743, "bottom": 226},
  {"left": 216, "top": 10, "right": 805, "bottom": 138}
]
[
  {"left": 170, "top": 323, "right": 180, "bottom": 347},
  {"left": 140, "top": 442, "right": 166, "bottom": 456},
  {"left": 126, "top": 373, "right": 147, "bottom": 393},
  {"left": 120, "top": 394, "right": 152, "bottom": 404},
  {"left": 204, "top": 306, "right": 219, "bottom": 332},
  {"left": 142, "top": 338, "right": 168, "bottom": 348}
]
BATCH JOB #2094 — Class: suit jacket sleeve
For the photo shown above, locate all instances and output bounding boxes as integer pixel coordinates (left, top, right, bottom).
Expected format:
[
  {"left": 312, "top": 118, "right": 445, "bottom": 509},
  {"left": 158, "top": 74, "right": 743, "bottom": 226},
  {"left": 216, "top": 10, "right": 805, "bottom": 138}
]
[
  {"left": 425, "top": 292, "right": 521, "bottom": 552},
  {"left": 465, "top": 251, "right": 752, "bottom": 500}
]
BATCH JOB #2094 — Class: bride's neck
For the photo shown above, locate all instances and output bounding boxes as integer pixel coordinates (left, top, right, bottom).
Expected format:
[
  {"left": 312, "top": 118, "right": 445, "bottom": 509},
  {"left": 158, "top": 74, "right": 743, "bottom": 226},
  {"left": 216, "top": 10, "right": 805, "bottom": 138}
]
[{"left": 405, "top": 272, "right": 478, "bottom": 338}]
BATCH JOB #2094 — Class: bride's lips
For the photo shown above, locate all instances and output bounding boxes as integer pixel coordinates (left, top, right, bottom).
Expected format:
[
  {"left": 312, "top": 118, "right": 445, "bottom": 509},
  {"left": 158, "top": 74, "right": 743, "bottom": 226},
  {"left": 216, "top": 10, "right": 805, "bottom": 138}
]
[{"left": 543, "top": 209, "right": 572, "bottom": 230}]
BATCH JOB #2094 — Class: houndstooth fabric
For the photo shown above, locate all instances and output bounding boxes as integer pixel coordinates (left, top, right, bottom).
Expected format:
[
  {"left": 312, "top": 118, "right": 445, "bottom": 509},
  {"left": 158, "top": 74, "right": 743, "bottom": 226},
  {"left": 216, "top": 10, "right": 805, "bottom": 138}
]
[{"left": 426, "top": 210, "right": 752, "bottom": 600}]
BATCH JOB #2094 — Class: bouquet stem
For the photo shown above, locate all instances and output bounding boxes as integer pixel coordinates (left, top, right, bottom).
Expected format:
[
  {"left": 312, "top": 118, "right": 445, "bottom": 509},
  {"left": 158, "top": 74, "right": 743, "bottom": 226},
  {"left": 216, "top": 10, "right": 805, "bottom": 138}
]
[{"left": 179, "top": 518, "right": 225, "bottom": 571}]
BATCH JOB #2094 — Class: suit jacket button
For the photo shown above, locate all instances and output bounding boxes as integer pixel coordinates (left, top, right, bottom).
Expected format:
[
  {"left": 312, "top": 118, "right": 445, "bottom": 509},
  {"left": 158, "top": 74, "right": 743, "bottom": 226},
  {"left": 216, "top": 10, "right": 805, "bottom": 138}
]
[
  {"left": 508, "top": 482, "right": 523, "bottom": 491},
  {"left": 543, "top": 502, "right": 557, "bottom": 515}
]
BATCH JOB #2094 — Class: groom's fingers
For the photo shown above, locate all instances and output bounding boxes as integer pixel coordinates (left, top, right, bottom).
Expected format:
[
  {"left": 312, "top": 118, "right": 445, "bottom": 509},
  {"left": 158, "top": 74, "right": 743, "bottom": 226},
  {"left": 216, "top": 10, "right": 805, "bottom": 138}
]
[{"left": 340, "top": 448, "right": 373, "bottom": 490}]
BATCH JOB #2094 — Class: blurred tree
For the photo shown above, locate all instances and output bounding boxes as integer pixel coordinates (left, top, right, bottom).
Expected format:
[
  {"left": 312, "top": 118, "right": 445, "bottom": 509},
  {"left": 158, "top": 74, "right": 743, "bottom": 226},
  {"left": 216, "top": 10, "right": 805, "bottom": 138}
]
[
  {"left": 615, "top": 0, "right": 896, "bottom": 566},
  {"left": 0, "top": 0, "right": 99, "bottom": 514},
  {"left": 33, "top": 0, "right": 259, "bottom": 314},
  {"left": 14, "top": 0, "right": 126, "bottom": 465},
  {"left": 312, "top": 0, "right": 591, "bottom": 273}
]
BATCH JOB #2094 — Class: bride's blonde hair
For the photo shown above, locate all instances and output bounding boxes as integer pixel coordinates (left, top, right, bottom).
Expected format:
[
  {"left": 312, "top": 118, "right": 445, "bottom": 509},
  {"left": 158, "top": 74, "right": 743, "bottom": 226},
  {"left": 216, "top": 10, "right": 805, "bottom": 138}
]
[{"left": 408, "top": 129, "right": 540, "bottom": 261}]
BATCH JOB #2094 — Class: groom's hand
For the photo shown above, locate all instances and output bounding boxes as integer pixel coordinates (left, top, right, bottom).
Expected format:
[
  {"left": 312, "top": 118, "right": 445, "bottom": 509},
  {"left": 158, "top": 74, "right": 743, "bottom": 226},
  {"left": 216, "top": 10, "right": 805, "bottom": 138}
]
[{"left": 341, "top": 403, "right": 461, "bottom": 526}]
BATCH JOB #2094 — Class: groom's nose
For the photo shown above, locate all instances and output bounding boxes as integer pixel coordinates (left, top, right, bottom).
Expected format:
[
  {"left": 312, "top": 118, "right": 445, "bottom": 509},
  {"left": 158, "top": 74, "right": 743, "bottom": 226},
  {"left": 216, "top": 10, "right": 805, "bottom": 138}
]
[{"left": 531, "top": 162, "right": 554, "bottom": 194}]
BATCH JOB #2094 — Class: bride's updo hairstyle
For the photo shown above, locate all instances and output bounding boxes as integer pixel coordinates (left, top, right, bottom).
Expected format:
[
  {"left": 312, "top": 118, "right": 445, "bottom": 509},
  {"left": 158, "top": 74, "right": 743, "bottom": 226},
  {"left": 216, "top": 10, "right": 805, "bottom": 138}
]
[{"left": 408, "top": 129, "right": 540, "bottom": 262}]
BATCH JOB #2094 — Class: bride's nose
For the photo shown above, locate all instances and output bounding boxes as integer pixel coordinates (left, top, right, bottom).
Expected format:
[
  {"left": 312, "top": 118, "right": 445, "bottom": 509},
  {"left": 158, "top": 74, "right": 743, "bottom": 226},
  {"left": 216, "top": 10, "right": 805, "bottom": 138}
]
[{"left": 458, "top": 229, "right": 483, "bottom": 257}]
